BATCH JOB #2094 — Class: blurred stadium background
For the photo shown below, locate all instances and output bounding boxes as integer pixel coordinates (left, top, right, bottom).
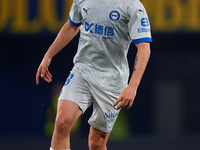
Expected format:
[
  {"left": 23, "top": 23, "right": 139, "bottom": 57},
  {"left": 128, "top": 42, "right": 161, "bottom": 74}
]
[{"left": 0, "top": 0, "right": 200, "bottom": 149}]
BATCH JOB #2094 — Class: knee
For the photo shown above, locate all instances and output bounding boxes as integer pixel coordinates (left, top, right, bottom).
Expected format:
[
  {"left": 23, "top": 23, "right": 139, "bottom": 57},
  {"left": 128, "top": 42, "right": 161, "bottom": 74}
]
[
  {"left": 54, "top": 117, "right": 73, "bottom": 134},
  {"left": 89, "top": 139, "right": 103, "bottom": 150},
  {"left": 89, "top": 127, "right": 109, "bottom": 150},
  {"left": 89, "top": 138, "right": 107, "bottom": 150}
]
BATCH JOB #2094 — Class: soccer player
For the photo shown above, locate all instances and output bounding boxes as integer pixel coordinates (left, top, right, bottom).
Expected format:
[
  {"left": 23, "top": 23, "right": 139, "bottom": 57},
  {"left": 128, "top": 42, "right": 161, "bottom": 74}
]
[{"left": 36, "top": 0, "right": 152, "bottom": 149}]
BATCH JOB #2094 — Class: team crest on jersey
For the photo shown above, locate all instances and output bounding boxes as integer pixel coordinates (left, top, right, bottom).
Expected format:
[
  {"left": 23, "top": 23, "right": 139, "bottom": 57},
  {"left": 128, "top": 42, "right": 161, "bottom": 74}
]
[{"left": 109, "top": 10, "right": 120, "bottom": 21}]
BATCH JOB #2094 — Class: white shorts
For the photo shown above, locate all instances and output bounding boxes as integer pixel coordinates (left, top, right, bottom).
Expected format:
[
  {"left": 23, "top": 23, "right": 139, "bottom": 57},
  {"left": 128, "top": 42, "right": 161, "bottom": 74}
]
[{"left": 58, "top": 68, "right": 121, "bottom": 133}]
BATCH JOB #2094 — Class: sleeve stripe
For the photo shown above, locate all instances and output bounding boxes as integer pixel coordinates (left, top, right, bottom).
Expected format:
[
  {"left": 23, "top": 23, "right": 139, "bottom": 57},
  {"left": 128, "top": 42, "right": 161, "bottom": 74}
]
[
  {"left": 132, "top": 38, "right": 152, "bottom": 44},
  {"left": 68, "top": 16, "right": 82, "bottom": 27}
]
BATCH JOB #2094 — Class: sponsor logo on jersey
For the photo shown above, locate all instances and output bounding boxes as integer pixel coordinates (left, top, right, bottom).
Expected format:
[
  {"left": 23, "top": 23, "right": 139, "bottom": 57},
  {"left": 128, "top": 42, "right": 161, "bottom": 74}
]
[
  {"left": 137, "top": 18, "right": 150, "bottom": 33},
  {"left": 104, "top": 112, "right": 119, "bottom": 118},
  {"left": 85, "top": 21, "right": 114, "bottom": 39},
  {"left": 141, "top": 18, "right": 149, "bottom": 27},
  {"left": 109, "top": 10, "right": 120, "bottom": 21},
  {"left": 137, "top": 28, "right": 151, "bottom": 33}
]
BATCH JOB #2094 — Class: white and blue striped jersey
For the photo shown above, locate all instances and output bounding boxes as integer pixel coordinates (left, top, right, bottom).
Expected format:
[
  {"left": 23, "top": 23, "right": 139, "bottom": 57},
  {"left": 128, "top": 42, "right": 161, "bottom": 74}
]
[{"left": 69, "top": 0, "right": 152, "bottom": 93}]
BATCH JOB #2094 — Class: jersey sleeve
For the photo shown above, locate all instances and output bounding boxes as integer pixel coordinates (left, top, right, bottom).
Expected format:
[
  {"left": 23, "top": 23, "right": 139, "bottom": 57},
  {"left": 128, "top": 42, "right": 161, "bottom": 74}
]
[
  {"left": 128, "top": 1, "right": 152, "bottom": 44},
  {"left": 68, "top": 0, "right": 82, "bottom": 27}
]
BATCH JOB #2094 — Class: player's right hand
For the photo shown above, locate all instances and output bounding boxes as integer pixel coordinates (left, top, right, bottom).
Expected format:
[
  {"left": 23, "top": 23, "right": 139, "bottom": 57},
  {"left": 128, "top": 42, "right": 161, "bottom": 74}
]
[{"left": 36, "top": 56, "right": 52, "bottom": 85}]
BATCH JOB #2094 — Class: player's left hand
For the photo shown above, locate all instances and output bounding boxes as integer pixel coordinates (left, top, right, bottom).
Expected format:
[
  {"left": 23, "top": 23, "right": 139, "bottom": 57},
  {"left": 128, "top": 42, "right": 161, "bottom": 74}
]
[{"left": 113, "top": 85, "right": 137, "bottom": 110}]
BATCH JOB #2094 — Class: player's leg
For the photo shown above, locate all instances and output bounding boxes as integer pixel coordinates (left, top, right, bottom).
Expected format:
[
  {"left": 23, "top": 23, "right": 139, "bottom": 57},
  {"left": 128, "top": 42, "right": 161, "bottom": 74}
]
[
  {"left": 50, "top": 68, "right": 93, "bottom": 149},
  {"left": 87, "top": 83, "right": 121, "bottom": 150},
  {"left": 50, "top": 100, "right": 82, "bottom": 150},
  {"left": 88, "top": 126, "right": 110, "bottom": 150}
]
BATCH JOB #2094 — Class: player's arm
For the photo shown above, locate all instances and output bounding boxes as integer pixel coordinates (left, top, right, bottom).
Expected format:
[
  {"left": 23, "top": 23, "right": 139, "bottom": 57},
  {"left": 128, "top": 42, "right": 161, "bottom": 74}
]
[
  {"left": 36, "top": 20, "right": 80, "bottom": 85},
  {"left": 113, "top": 42, "right": 151, "bottom": 110}
]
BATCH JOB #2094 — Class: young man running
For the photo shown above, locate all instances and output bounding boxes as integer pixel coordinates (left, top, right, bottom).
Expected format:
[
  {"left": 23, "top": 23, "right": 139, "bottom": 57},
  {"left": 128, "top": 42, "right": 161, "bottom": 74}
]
[{"left": 36, "top": 0, "right": 152, "bottom": 149}]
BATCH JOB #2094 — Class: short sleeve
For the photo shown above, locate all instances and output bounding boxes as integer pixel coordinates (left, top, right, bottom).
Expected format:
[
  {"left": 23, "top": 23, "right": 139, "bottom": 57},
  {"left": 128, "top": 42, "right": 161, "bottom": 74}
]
[
  {"left": 128, "top": 1, "right": 152, "bottom": 44},
  {"left": 69, "top": 0, "right": 82, "bottom": 27}
]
